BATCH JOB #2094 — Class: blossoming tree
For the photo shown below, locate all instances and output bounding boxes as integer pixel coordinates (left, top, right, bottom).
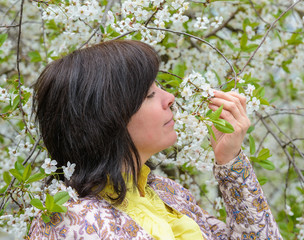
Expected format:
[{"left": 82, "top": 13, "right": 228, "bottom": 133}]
[{"left": 0, "top": 0, "right": 303, "bottom": 238}]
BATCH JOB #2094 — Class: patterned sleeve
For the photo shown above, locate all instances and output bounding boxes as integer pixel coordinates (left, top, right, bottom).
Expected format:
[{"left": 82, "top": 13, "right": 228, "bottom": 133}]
[{"left": 212, "top": 151, "right": 283, "bottom": 239}]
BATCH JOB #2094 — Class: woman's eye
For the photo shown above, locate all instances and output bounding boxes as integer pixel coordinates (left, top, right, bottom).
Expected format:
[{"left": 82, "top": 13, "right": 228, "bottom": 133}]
[{"left": 146, "top": 92, "right": 155, "bottom": 98}]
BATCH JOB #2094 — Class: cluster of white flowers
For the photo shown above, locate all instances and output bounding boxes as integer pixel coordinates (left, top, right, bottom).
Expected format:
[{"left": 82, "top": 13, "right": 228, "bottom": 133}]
[
  {"left": 0, "top": 206, "right": 40, "bottom": 238},
  {"left": 240, "top": 83, "right": 261, "bottom": 115},
  {"left": 164, "top": 71, "right": 217, "bottom": 171},
  {"left": 180, "top": 71, "right": 214, "bottom": 101},
  {"left": 297, "top": 216, "right": 304, "bottom": 240},
  {"left": 47, "top": 179, "right": 79, "bottom": 202},
  {"left": 194, "top": 16, "right": 223, "bottom": 30},
  {"left": 1, "top": 0, "right": 304, "bottom": 237},
  {"left": 36, "top": 0, "right": 115, "bottom": 54}
]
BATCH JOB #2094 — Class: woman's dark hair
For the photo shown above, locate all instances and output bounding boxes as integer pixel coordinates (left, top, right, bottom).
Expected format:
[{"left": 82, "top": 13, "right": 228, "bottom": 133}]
[{"left": 33, "top": 40, "right": 160, "bottom": 204}]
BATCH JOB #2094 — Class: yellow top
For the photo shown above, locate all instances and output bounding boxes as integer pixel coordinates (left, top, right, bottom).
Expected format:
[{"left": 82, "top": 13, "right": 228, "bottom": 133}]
[{"left": 100, "top": 165, "right": 204, "bottom": 240}]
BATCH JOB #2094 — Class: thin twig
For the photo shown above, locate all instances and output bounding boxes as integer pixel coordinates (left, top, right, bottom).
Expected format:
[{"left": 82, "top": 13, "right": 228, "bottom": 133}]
[
  {"left": 79, "top": 0, "right": 114, "bottom": 49},
  {"left": 255, "top": 131, "right": 269, "bottom": 156},
  {"left": 282, "top": 138, "right": 304, "bottom": 148},
  {"left": 204, "top": 9, "right": 240, "bottom": 38},
  {"left": 284, "top": 160, "right": 291, "bottom": 207},
  {"left": 248, "top": 0, "right": 269, "bottom": 25},
  {"left": 16, "top": 0, "right": 33, "bottom": 140},
  {"left": 0, "top": 136, "right": 42, "bottom": 211},
  {"left": 146, "top": 26, "right": 237, "bottom": 85},
  {"left": 144, "top": 0, "right": 166, "bottom": 27},
  {"left": 29, "top": 0, "right": 49, "bottom": 6},
  {"left": 159, "top": 70, "right": 183, "bottom": 80},
  {"left": 0, "top": 0, "right": 20, "bottom": 26},
  {"left": 0, "top": 24, "right": 19, "bottom": 28},
  {"left": 40, "top": 9, "right": 48, "bottom": 64},
  {"left": 112, "top": 30, "right": 136, "bottom": 40},
  {"left": 255, "top": 112, "right": 304, "bottom": 184},
  {"left": 239, "top": 0, "right": 303, "bottom": 75},
  {"left": 268, "top": 116, "right": 304, "bottom": 160}
]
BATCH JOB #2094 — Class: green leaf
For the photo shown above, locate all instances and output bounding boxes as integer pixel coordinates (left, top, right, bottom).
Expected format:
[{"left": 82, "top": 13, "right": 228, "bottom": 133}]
[
  {"left": 242, "top": 18, "right": 250, "bottom": 30},
  {"left": 0, "top": 34, "right": 8, "bottom": 47},
  {"left": 41, "top": 214, "right": 51, "bottom": 223},
  {"left": 28, "top": 51, "right": 42, "bottom": 63},
  {"left": 296, "top": 186, "right": 304, "bottom": 194},
  {"left": 0, "top": 185, "right": 8, "bottom": 194},
  {"left": 253, "top": 86, "right": 265, "bottom": 98},
  {"left": 240, "top": 33, "right": 248, "bottom": 50},
  {"left": 54, "top": 191, "right": 70, "bottom": 205},
  {"left": 224, "top": 40, "right": 241, "bottom": 52},
  {"left": 287, "top": 33, "right": 303, "bottom": 45},
  {"left": 258, "top": 159, "right": 275, "bottom": 170},
  {"left": 172, "top": 64, "right": 186, "bottom": 78},
  {"left": 209, "top": 105, "right": 223, "bottom": 120},
  {"left": 206, "top": 124, "right": 216, "bottom": 141},
  {"left": 45, "top": 194, "right": 55, "bottom": 211},
  {"left": 205, "top": 109, "right": 213, "bottom": 118},
  {"left": 260, "top": 98, "right": 270, "bottom": 106},
  {"left": 243, "top": 44, "right": 258, "bottom": 53},
  {"left": 9, "top": 169, "right": 23, "bottom": 182},
  {"left": 257, "top": 148, "right": 271, "bottom": 160},
  {"left": 11, "top": 96, "right": 20, "bottom": 111},
  {"left": 22, "top": 164, "right": 32, "bottom": 181},
  {"left": 26, "top": 172, "right": 46, "bottom": 183},
  {"left": 257, "top": 176, "right": 268, "bottom": 185},
  {"left": 214, "top": 120, "right": 234, "bottom": 133},
  {"left": 15, "top": 159, "right": 25, "bottom": 174},
  {"left": 282, "top": 59, "right": 292, "bottom": 73},
  {"left": 46, "top": 19, "right": 58, "bottom": 31},
  {"left": 3, "top": 171, "right": 11, "bottom": 185},
  {"left": 212, "top": 118, "right": 225, "bottom": 125},
  {"left": 51, "top": 204, "right": 67, "bottom": 213},
  {"left": 249, "top": 135, "right": 255, "bottom": 155},
  {"left": 22, "top": 91, "right": 32, "bottom": 103},
  {"left": 247, "top": 125, "right": 255, "bottom": 134},
  {"left": 100, "top": 25, "right": 105, "bottom": 34},
  {"left": 30, "top": 198, "right": 45, "bottom": 210}
]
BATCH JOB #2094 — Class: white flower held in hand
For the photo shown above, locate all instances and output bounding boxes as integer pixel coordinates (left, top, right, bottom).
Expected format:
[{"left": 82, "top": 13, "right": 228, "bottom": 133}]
[{"left": 41, "top": 158, "right": 57, "bottom": 174}]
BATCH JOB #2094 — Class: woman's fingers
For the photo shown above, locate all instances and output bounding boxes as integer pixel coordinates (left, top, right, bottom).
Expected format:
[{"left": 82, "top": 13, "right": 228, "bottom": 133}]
[
  {"left": 209, "top": 98, "right": 241, "bottom": 120},
  {"left": 209, "top": 91, "right": 245, "bottom": 120},
  {"left": 208, "top": 90, "right": 251, "bottom": 131},
  {"left": 226, "top": 91, "right": 247, "bottom": 113}
]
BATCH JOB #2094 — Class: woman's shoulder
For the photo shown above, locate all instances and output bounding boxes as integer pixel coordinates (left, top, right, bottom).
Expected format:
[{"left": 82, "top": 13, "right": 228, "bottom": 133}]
[
  {"left": 28, "top": 196, "right": 143, "bottom": 239},
  {"left": 147, "top": 173, "right": 196, "bottom": 204}
]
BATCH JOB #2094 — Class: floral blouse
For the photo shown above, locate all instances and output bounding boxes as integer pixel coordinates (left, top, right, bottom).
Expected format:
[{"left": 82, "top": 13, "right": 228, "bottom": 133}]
[{"left": 28, "top": 151, "right": 283, "bottom": 239}]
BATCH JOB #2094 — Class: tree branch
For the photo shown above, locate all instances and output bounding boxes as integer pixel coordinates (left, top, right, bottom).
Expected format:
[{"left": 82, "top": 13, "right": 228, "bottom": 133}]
[
  {"left": 144, "top": 0, "right": 166, "bottom": 27},
  {"left": 79, "top": 0, "right": 114, "bottom": 49},
  {"left": 146, "top": 26, "right": 237, "bottom": 85},
  {"left": 0, "top": 136, "right": 42, "bottom": 211},
  {"left": 204, "top": 9, "right": 240, "bottom": 38},
  {"left": 255, "top": 112, "right": 304, "bottom": 184},
  {"left": 16, "top": 0, "right": 34, "bottom": 140},
  {"left": 239, "top": 0, "right": 303, "bottom": 75}
]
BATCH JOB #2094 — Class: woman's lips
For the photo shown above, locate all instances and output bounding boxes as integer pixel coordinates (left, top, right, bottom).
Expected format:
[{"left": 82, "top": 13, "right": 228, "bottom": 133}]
[{"left": 164, "top": 117, "right": 174, "bottom": 126}]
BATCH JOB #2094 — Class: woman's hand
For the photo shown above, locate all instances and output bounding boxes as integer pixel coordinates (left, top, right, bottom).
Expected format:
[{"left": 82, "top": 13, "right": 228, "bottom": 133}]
[{"left": 208, "top": 90, "right": 251, "bottom": 165}]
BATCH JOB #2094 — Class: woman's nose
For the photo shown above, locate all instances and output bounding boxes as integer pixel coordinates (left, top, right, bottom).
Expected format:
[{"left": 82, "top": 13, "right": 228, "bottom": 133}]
[{"left": 163, "top": 89, "right": 175, "bottom": 109}]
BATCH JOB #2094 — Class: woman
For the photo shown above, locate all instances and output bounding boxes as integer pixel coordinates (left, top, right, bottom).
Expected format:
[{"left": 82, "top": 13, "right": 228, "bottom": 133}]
[{"left": 29, "top": 40, "right": 282, "bottom": 239}]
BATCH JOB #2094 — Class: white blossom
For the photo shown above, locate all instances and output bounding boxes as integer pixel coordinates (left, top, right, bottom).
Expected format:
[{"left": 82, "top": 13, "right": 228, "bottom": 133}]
[
  {"left": 41, "top": 158, "right": 57, "bottom": 174},
  {"left": 62, "top": 161, "right": 76, "bottom": 180}
]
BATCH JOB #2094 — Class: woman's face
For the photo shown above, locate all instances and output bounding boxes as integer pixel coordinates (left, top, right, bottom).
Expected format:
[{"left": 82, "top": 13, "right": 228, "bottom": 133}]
[{"left": 127, "top": 82, "right": 177, "bottom": 163}]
